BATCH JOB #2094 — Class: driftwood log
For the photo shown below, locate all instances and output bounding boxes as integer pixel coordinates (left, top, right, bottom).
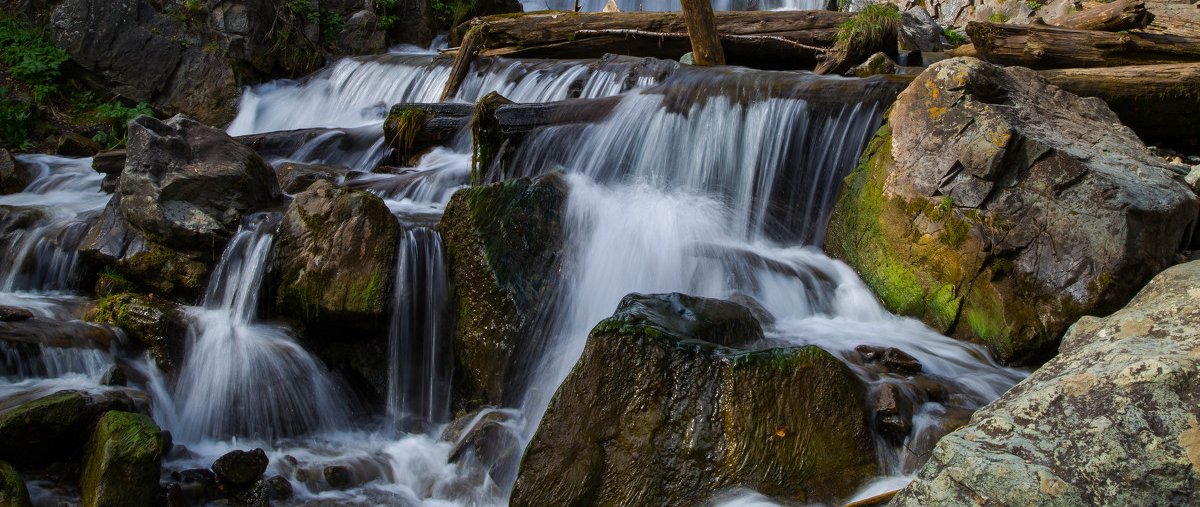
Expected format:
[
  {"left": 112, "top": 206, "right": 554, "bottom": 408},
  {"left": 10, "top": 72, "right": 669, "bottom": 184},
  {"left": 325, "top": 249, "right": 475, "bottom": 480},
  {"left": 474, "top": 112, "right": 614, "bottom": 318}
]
[
  {"left": 1040, "top": 63, "right": 1200, "bottom": 143},
  {"left": 1046, "top": 0, "right": 1154, "bottom": 32},
  {"left": 968, "top": 21, "right": 1200, "bottom": 69},
  {"left": 448, "top": 10, "right": 852, "bottom": 69},
  {"left": 681, "top": 0, "right": 726, "bottom": 65}
]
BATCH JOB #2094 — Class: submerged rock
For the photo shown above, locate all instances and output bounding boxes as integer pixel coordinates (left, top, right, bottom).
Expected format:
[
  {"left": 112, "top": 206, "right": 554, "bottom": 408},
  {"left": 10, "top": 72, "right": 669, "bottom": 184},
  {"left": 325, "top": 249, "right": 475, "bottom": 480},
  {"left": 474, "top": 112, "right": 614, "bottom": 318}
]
[
  {"left": 825, "top": 57, "right": 1199, "bottom": 365},
  {"left": 272, "top": 180, "right": 399, "bottom": 330},
  {"left": 0, "top": 390, "right": 142, "bottom": 467},
  {"left": 440, "top": 408, "right": 521, "bottom": 486},
  {"left": 0, "top": 149, "right": 32, "bottom": 195},
  {"left": 0, "top": 460, "right": 32, "bottom": 507},
  {"left": 440, "top": 174, "right": 568, "bottom": 408},
  {"left": 511, "top": 293, "right": 877, "bottom": 507},
  {"left": 81, "top": 115, "right": 281, "bottom": 296},
  {"left": 81, "top": 411, "right": 164, "bottom": 507},
  {"left": 890, "top": 259, "right": 1200, "bottom": 506}
]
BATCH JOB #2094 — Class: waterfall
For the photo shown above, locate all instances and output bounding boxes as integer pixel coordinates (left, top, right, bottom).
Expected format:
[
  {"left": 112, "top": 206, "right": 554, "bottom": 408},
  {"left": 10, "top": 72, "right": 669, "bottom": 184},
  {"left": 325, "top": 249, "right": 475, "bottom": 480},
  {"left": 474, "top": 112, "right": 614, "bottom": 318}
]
[
  {"left": 167, "top": 214, "right": 351, "bottom": 442},
  {"left": 522, "top": 0, "right": 827, "bottom": 12},
  {"left": 387, "top": 227, "right": 453, "bottom": 430}
]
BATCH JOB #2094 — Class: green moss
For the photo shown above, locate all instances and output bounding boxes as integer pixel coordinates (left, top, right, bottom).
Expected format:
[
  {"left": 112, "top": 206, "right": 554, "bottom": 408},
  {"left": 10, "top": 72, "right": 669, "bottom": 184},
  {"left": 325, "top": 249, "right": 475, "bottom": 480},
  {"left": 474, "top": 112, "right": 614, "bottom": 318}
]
[
  {"left": 0, "top": 460, "right": 32, "bottom": 507},
  {"left": 964, "top": 289, "right": 1013, "bottom": 358},
  {"left": 82, "top": 411, "right": 163, "bottom": 507},
  {"left": 390, "top": 107, "right": 427, "bottom": 152},
  {"left": 471, "top": 92, "right": 511, "bottom": 185},
  {"left": 833, "top": 3, "right": 900, "bottom": 51},
  {"left": 988, "top": 12, "right": 1010, "bottom": 23}
]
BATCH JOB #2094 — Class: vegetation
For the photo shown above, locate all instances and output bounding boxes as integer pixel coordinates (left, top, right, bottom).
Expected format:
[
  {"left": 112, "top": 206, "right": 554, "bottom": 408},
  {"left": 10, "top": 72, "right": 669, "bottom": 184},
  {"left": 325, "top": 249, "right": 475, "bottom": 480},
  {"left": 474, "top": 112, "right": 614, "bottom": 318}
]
[
  {"left": 988, "top": 12, "right": 1011, "bottom": 23},
  {"left": 1025, "top": 0, "right": 1043, "bottom": 11},
  {"left": 834, "top": 3, "right": 902, "bottom": 49},
  {"left": 944, "top": 28, "right": 967, "bottom": 46}
]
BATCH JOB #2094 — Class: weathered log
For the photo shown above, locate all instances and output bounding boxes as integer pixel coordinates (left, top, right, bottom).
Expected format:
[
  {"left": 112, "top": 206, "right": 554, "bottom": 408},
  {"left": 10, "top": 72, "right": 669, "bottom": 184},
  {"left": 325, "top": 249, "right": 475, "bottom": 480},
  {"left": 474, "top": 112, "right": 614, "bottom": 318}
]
[
  {"left": 1039, "top": 63, "right": 1200, "bottom": 143},
  {"left": 681, "top": 0, "right": 726, "bottom": 66},
  {"left": 452, "top": 10, "right": 853, "bottom": 69},
  {"left": 1046, "top": 0, "right": 1153, "bottom": 32},
  {"left": 968, "top": 21, "right": 1200, "bottom": 69},
  {"left": 442, "top": 27, "right": 486, "bottom": 101}
]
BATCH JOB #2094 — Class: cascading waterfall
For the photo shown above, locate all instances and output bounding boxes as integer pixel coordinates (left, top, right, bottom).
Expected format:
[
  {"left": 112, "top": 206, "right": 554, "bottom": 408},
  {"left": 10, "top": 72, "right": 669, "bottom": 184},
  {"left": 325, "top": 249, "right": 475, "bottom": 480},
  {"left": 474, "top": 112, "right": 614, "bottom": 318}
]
[
  {"left": 166, "top": 214, "right": 351, "bottom": 442},
  {"left": 522, "top": 0, "right": 827, "bottom": 13},
  {"left": 387, "top": 227, "right": 452, "bottom": 430}
]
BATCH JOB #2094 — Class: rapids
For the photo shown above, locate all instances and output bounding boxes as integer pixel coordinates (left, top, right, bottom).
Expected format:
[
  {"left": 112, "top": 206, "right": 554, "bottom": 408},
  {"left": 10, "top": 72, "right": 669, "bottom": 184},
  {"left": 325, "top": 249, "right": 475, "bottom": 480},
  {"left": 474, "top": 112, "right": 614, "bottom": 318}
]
[{"left": 0, "top": 45, "right": 1025, "bottom": 506}]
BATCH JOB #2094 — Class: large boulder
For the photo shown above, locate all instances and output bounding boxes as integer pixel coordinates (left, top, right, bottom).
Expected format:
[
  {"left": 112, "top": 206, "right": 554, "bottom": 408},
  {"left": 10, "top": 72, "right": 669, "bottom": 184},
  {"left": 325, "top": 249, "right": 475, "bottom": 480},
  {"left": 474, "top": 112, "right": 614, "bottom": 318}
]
[
  {"left": 0, "top": 149, "right": 32, "bottom": 195},
  {"left": 0, "top": 460, "right": 32, "bottom": 507},
  {"left": 81, "top": 115, "right": 281, "bottom": 296},
  {"left": 825, "top": 57, "right": 1199, "bottom": 365},
  {"left": 81, "top": 411, "right": 164, "bottom": 507},
  {"left": 0, "top": 390, "right": 141, "bottom": 467},
  {"left": 440, "top": 174, "right": 568, "bottom": 407},
  {"left": 510, "top": 293, "right": 878, "bottom": 507},
  {"left": 890, "top": 259, "right": 1200, "bottom": 506},
  {"left": 272, "top": 179, "right": 399, "bottom": 330}
]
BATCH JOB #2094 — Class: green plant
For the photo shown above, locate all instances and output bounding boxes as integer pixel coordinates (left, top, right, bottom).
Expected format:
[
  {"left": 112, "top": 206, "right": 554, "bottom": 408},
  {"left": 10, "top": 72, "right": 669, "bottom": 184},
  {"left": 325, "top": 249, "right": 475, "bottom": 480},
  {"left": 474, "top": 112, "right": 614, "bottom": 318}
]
[
  {"left": 93, "top": 101, "right": 155, "bottom": 149},
  {"left": 1025, "top": 0, "right": 1043, "bottom": 10},
  {"left": 0, "top": 17, "right": 70, "bottom": 98},
  {"left": 988, "top": 12, "right": 1010, "bottom": 22},
  {"left": 0, "top": 87, "right": 33, "bottom": 150},
  {"left": 321, "top": 10, "right": 345, "bottom": 40},
  {"left": 937, "top": 196, "right": 954, "bottom": 212},
  {"left": 833, "top": 3, "right": 901, "bottom": 54},
  {"left": 944, "top": 28, "right": 966, "bottom": 46}
]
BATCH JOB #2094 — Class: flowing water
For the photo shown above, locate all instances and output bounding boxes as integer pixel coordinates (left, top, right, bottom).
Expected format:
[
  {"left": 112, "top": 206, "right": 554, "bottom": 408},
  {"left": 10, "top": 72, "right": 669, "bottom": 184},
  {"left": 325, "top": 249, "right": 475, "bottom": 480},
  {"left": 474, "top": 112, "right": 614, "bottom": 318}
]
[{"left": 0, "top": 46, "right": 1026, "bottom": 507}]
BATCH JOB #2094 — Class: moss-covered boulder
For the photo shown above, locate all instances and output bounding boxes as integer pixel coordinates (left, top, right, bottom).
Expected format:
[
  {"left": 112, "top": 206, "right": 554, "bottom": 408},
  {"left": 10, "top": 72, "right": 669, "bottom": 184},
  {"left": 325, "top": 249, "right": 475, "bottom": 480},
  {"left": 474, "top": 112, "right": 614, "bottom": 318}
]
[
  {"left": 0, "top": 460, "right": 32, "bottom": 507},
  {"left": 0, "top": 149, "right": 32, "bottom": 195},
  {"left": 272, "top": 180, "right": 399, "bottom": 330},
  {"left": 0, "top": 390, "right": 139, "bottom": 467},
  {"left": 825, "top": 57, "right": 1199, "bottom": 365},
  {"left": 80, "top": 115, "right": 281, "bottom": 297},
  {"left": 890, "top": 259, "right": 1200, "bottom": 507},
  {"left": 440, "top": 174, "right": 568, "bottom": 407},
  {"left": 510, "top": 293, "right": 877, "bottom": 507},
  {"left": 81, "top": 411, "right": 164, "bottom": 507},
  {"left": 86, "top": 293, "right": 188, "bottom": 375}
]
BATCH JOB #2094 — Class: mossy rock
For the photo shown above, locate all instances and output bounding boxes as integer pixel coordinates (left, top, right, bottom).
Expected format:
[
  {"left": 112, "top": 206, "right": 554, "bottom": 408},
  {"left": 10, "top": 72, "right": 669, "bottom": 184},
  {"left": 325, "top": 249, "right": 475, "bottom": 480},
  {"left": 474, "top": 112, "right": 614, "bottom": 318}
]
[
  {"left": 510, "top": 293, "right": 876, "bottom": 507},
  {"left": 86, "top": 293, "right": 188, "bottom": 375},
  {"left": 272, "top": 180, "right": 400, "bottom": 331},
  {"left": 0, "top": 460, "right": 32, "bottom": 507},
  {"left": 0, "top": 149, "right": 32, "bottom": 195},
  {"left": 0, "top": 390, "right": 138, "bottom": 467},
  {"left": 440, "top": 174, "right": 567, "bottom": 407},
  {"left": 81, "top": 411, "right": 164, "bottom": 507},
  {"left": 825, "top": 57, "right": 1199, "bottom": 366}
]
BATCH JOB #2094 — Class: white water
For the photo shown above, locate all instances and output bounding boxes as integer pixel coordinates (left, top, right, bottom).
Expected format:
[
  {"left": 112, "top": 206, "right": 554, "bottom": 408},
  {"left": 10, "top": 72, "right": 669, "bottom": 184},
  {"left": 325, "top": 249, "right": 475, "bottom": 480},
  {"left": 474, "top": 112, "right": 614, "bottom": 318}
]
[
  {"left": 521, "top": 0, "right": 826, "bottom": 12},
  {"left": 0, "top": 47, "right": 1027, "bottom": 507}
]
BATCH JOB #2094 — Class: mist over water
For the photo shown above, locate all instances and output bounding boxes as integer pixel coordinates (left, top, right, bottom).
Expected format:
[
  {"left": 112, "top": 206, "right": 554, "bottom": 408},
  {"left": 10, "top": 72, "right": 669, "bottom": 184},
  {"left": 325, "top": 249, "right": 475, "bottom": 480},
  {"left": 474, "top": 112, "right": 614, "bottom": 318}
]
[{"left": 0, "top": 46, "right": 1025, "bottom": 506}]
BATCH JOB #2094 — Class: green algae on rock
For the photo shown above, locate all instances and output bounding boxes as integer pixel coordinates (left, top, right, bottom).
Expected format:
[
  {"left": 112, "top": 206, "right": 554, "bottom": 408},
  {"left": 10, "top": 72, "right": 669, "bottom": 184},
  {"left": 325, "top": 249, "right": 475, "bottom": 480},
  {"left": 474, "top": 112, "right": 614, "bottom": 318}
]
[
  {"left": 825, "top": 57, "right": 1199, "bottom": 366},
  {"left": 511, "top": 292, "right": 877, "bottom": 507},
  {"left": 81, "top": 411, "right": 164, "bottom": 507},
  {"left": 0, "top": 460, "right": 32, "bottom": 507},
  {"left": 0, "top": 390, "right": 140, "bottom": 467}
]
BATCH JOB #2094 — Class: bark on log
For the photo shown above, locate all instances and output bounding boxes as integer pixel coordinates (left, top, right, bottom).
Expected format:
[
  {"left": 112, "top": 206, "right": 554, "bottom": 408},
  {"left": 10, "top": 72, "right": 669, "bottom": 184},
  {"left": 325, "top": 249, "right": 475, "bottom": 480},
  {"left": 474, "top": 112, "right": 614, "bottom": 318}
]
[
  {"left": 1040, "top": 63, "right": 1200, "bottom": 143},
  {"left": 442, "top": 27, "right": 486, "bottom": 101},
  {"left": 452, "top": 10, "right": 853, "bottom": 69},
  {"left": 968, "top": 21, "right": 1200, "bottom": 69},
  {"left": 1046, "top": 0, "right": 1153, "bottom": 32},
  {"left": 681, "top": 0, "right": 726, "bottom": 66}
]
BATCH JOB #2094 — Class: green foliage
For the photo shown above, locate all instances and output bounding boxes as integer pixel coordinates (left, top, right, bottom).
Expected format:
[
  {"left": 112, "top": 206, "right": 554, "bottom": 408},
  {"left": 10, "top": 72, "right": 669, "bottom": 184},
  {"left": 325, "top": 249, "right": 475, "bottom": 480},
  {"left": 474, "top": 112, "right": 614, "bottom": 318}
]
[
  {"left": 0, "top": 17, "right": 70, "bottom": 101},
  {"left": 937, "top": 195, "right": 954, "bottom": 212},
  {"left": 988, "top": 12, "right": 1010, "bottom": 22},
  {"left": 321, "top": 10, "right": 345, "bottom": 40},
  {"left": 944, "top": 28, "right": 966, "bottom": 46},
  {"left": 92, "top": 101, "right": 154, "bottom": 149},
  {"left": 0, "top": 87, "right": 33, "bottom": 150},
  {"left": 834, "top": 3, "right": 901, "bottom": 46},
  {"left": 1025, "top": 0, "right": 1043, "bottom": 10}
]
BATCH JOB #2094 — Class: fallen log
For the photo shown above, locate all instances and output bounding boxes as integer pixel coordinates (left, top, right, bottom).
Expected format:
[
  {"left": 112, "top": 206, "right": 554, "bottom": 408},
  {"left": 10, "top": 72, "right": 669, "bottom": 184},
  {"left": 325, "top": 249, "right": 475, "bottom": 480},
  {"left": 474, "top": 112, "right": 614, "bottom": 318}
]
[
  {"left": 968, "top": 21, "right": 1200, "bottom": 69},
  {"left": 1040, "top": 63, "right": 1200, "bottom": 143},
  {"left": 1046, "top": 0, "right": 1153, "bottom": 32},
  {"left": 451, "top": 10, "right": 852, "bottom": 69},
  {"left": 442, "top": 27, "right": 486, "bottom": 101},
  {"left": 681, "top": 0, "right": 726, "bottom": 66}
]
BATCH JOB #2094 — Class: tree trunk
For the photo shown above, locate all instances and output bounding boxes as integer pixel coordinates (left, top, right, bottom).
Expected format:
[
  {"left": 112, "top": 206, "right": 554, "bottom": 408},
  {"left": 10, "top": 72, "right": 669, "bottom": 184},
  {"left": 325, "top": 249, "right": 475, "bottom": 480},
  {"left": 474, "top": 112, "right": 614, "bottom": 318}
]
[
  {"left": 441, "top": 26, "right": 486, "bottom": 102},
  {"left": 968, "top": 21, "right": 1200, "bottom": 69},
  {"left": 1040, "top": 63, "right": 1200, "bottom": 143},
  {"left": 1046, "top": 0, "right": 1154, "bottom": 32},
  {"left": 680, "top": 0, "right": 726, "bottom": 66}
]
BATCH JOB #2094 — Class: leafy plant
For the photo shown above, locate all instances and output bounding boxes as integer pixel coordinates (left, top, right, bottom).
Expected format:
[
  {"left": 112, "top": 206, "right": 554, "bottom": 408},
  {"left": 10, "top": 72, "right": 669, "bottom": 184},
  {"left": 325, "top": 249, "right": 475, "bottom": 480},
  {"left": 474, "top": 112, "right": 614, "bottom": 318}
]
[
  {"left": 0, "top": 17, "right": 70, "bottom": 97},
  {"left": 1025, "top": 0, "right": 1043, "bottom": 11},
  {"left": 93, "top": 101, "right": 155, "bottom": 149},
  {"left": 0, "top": 87, "right": 33, "bottom": 150},
  {"left": 944, "top": 28, "right": 966, "bottom": 46},
  {"left": 988, "top": 12, "right": 1010, "bottom": 22}
]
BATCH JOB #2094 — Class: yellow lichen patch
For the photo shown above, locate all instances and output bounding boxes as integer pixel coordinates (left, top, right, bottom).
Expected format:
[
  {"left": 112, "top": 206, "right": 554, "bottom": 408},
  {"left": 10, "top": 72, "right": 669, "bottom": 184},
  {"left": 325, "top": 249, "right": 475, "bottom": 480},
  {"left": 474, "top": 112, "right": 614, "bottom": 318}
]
[
  {"left": 928, "top": 107, "right": 947, "bottom": 119},
  {"left": 1058, "top": 373, "right": 1097, "bottom": 396},
  {"left": 987, "top": 131, "right": 1010, "bottom": 154}
]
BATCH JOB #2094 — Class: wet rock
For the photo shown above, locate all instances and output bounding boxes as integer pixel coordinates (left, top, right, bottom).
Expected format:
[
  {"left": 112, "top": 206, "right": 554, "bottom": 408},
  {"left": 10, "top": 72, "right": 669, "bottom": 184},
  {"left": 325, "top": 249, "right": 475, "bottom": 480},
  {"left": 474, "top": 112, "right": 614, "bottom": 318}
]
[
  {"left": 86, "top": 293, "right": 188, "bottom": 375},
  {"left": 441, "top": 408, "right": 521, "bottom": 486},
  {"left": 0, "top": 390, "right": 141, "bottom": 467},
  {"left": 265, "top": 475, "right": 292, "bottom": 501},
  {"left": 172, "top": 468, "right": 217, "bottom": 504},
  {"left": 825, "top": 57, "right": 1199, "bottom": 365},
  {"left": 890, "top": 259, "right": 1200, "bottom": 506},
  {"left": 440, "top": 174, "right": 568, "bottom": 407},
  {"left": 100, "top": 365, "right": 127, "bottom": 386},
  {"left": 511, "top": 292, "right": 876, "bottom": 507},
  {"left": 274, "top": 162, "right": 351, "bottom": 194},
  {"left": 0, "top": 307, "right": 33, "bottom": 322},
  {"left": 81, "top": 115, "right": 280, "bottom": 296},
  {"left": 855, "top": 345, "right": 922, "bottom": 374},
  {"left": 852, "top": 52, "right": 899, "bottom": 77},
  {"left": 161, "top": 483, "right": 186, "bottom": 507},
  {"left": 899, "top": 7, "right": 946, "bottom": 52},
  {"left": 323, "top": 465, "right": 353, "bottom": 489},
  {"left": 92, "top": 150, "right": 125, "bottom": 193},
  {"left": 0, "top": 149, "right": 32, "bottom": 195},
  {"left": 870, "top": 383, "right": 914, "bottom": 442},
  {"left": 224, "top": 478, "right": 269, "bottom": 507},
  {"left": 56, "top": 133, "right": 102, "bottom": 157},
  {"left": 212, "top": 448, "right": 269, "bottom": 486},
  {"left": 81, "top": 411, "right": 164, "bottom": 507},
  {"left": 0, "top": 460, "right": 32, "bottom": 507},
  {"left": 272, "top": 180, "right": 398, "bottom": 330},
  {"left": 0, "top": 319, "right": 117, "bottom": 378}
]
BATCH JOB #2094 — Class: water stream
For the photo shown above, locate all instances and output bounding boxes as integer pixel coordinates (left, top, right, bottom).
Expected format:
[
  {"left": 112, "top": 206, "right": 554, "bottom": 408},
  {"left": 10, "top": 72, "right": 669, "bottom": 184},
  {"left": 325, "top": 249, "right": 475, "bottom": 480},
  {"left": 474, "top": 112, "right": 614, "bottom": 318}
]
[{"left": 0, "top": 46, "right": 1025, "bottom": 507}]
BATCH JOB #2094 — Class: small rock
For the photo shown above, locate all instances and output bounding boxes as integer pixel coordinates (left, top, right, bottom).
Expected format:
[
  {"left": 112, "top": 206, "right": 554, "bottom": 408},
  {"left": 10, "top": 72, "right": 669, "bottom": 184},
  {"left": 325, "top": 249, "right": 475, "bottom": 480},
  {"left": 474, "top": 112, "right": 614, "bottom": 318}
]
[
  {"left": 0, "top": 306, "right": 33, "bottom": 322},
  {"left": 851, "top": 52, "right": 898, "bottom": 77},
  {"left": 855, "top": 345, "right": 923, "bottom": 374},
  {"left": 323, "top": 465, "right": 353, "bottom": 489},
  {"left": 0, "top": 148, "right": 33, "bottom": 195},
  {"left": 265, "top": 475, "right": 292, "bottom": 500},
  {"left": 871, "top": 383, "right": 914, "bottom": 442},
  {"left": 212, "top": 448, "right": 269, "bottom": 486},
  {"left": 56, "top": 133, "right": 103, "bottom": 157},
  {"left": 680, "top": 52, "right": 695, "bottom": 65},
  {"left": 100, "top": 365, "right": 127, "bottom": 386}
]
